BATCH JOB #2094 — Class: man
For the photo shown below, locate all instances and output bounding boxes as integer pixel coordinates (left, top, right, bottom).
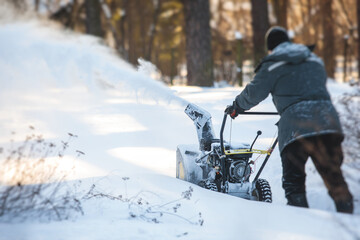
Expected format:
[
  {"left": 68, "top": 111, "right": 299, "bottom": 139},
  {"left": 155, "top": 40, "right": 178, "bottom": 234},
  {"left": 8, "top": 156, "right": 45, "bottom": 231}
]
[{"left": 226, "top": 26, "right": 353, "bottom": 213}]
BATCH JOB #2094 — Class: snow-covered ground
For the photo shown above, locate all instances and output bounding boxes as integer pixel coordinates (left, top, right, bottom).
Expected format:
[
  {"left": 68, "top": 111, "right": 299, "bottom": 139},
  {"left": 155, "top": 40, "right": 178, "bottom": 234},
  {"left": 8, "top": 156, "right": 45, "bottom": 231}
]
[{"left": 0, "top": 15, "right": 360, "bottom": 240}]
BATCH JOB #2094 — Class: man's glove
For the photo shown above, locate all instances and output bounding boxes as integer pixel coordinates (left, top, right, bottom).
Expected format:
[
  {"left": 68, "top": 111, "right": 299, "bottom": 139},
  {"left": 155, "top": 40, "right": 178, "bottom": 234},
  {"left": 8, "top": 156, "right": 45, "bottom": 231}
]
[{"left": 225, "top": 101, "right": 244, "bottom": 119}]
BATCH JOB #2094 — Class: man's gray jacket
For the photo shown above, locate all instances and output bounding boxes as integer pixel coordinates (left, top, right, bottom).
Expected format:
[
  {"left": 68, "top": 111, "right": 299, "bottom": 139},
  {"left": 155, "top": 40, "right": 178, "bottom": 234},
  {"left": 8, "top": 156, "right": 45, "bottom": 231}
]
[{"left": 235, "top": 42, "right": 343, "bottom": 153}]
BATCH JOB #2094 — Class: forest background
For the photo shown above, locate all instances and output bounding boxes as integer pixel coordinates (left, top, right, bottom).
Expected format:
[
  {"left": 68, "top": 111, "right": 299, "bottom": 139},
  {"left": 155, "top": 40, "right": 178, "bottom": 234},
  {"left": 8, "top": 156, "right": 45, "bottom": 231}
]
[{"left": 7, "top": 0, "right": 360, "bottom": 87}]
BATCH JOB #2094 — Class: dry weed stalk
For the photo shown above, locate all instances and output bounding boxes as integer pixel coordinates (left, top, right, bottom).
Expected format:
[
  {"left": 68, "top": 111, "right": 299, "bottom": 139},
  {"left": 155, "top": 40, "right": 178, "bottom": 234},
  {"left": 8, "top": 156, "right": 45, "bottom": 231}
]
[
  {"left": 0, "top": 127, "right": 84, "bottom": 222},
  {"left": 83, "top": 178, "right": 204, "bottom": 226}
]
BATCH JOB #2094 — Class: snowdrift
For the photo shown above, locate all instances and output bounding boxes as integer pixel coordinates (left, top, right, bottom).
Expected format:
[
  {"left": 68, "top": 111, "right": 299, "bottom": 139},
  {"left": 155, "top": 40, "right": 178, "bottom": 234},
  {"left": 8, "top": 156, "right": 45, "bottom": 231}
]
[{"left": 0, "top": 15, "right": 359, "bottom": 240}]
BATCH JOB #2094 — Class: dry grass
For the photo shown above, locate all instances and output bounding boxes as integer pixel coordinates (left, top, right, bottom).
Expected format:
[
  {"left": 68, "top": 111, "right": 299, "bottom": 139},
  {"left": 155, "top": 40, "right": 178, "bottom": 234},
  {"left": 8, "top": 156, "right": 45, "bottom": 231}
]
[{"left": 0, "top": 127, "right": 84, "bottom": 222}]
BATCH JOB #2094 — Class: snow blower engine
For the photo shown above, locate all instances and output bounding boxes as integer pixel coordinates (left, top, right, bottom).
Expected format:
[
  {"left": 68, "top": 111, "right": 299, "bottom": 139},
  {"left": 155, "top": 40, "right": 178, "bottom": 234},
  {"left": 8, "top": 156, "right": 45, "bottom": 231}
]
[{"left": 176, "top": 103, "right": 278, "bottom": 202}]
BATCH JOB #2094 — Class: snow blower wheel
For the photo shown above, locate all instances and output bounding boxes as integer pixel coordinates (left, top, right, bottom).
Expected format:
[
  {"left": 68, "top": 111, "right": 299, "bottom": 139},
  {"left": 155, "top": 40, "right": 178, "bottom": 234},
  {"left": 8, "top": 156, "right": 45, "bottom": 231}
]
[
  {"left": 198, "top": 180, "right": 219, "bottom": 192},
  {"left": 253, "top": 178, "right": 272, "bottom": 203}
]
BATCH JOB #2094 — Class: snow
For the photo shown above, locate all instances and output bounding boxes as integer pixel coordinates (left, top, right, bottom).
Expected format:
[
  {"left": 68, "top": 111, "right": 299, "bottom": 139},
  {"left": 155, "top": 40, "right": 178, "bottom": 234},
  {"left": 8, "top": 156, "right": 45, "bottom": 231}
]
[
  {"left": 235, "top": 31, "right": 243, "bottom": 40},
  {"left": 0, "top": 16, "right": 360, "bottom": 240}
]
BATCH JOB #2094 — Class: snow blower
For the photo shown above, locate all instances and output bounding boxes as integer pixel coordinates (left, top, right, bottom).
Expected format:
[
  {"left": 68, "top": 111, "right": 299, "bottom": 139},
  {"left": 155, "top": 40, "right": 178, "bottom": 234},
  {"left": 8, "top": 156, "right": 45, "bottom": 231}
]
[{"left": 176, "top": 103, "right": 278, "bottom": 202}]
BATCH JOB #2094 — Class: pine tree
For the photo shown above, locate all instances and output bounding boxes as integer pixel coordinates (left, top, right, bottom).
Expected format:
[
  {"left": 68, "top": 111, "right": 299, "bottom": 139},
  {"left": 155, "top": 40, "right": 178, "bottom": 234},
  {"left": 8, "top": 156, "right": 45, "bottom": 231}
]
[
  {"left": 250, "top": 0, "right": 270, "bottom": 66},
  {"left": 183, "top": 0, "right": 214, "bottom": 86},
  {"left": 321, "top": 0, "right": 335, "bottom": 78},
  {"left": 271, "top": 0, "right": 288, "bottom": 29},
  {"left": 85, "top": 0, "right": 104, "bottom": 37}
]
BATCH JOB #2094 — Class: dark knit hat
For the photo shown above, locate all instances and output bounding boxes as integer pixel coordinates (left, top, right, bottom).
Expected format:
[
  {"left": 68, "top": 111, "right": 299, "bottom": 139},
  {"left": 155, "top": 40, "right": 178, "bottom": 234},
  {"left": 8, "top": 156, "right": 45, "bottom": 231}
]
[{"left": 265, "top": 26, "right": 290, "bottom": 51}]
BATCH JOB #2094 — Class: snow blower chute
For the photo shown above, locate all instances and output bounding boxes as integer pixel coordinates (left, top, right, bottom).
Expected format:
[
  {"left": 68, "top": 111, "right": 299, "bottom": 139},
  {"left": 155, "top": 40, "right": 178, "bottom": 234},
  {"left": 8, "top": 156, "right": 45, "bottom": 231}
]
[{"left": 176, "top": 103, "right": 278, "bottom": 202}]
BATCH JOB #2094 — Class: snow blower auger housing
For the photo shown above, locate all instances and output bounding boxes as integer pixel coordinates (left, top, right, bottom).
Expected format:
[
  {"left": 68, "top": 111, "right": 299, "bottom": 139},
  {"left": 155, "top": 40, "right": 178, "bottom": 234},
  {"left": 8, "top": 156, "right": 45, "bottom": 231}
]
[{"left": 176, "top": 103, "right": 278, "bottom": 202}]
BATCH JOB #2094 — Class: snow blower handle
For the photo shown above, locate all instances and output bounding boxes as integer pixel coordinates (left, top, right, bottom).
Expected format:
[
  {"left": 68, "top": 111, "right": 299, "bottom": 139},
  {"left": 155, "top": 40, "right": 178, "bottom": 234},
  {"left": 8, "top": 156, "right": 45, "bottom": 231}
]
[
  {"left": 220, "top": 111, "right": 278, "bottom": 156},
  {"left": 237, "top": 111, "right": 278, "bottom": 115},
  {"left": 221, "top": 110, "right": 279, "bottom": 182},
  {"left": 220, "top": 113, "right": 228, "bottom": 156}
]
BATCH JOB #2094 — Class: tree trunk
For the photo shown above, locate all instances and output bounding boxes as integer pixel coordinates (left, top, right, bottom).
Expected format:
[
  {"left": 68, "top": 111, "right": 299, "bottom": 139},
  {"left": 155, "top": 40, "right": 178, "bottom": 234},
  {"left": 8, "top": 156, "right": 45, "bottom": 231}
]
[
  {"left": 34, "top": 0, "right": 40, "bottom": 12},
  {"left": 357, "top": 0, "right": 360, "bottom": 83},
  {"left": 69, "top": 0, "right": 79, "bottom": 30},
  {"left": 321, "top": 0, "right": 335, "bottom": 79},
  {"left": 119, "top": 0, "right": 128, "bottom": 60},
  {"left": 85, "top": 0, "right": 104, "bottom": 37},
  {"left": 147, "top": 0, "right": 163, "bottom": 61},
  {"left": 127, "top": 0, "right": 136, "bottom": 64},
  {"left": 136, "top": 0, "right": 146, "bottom": 58},
  {"left": 250, "top": 0, "right": 270, "bottom": 66},
  {"left": 183, "top": 0, "right": 214, "bottom": 86},
  {"left": 271, "top": 0, "right": 287, "bottom": 29},
  {"left": 99, "top": 0, "right": 121, "bottom": 51},
  {"left": 7, "top": 0, "right": 26, "bottom": 11},
  {"left": 236, "top": 36, "right": 244, "bottom": 86}
]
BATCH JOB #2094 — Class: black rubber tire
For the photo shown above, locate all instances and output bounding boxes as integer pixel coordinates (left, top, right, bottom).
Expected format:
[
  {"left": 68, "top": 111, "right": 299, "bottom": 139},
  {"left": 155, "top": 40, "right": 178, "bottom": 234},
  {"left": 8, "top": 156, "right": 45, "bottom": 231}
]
[
  {"left": 254, "top": 179, "right": 272, "bottom": 203},
  {"left": 198, "top": 180, "right": 218, "bottom": 192}
]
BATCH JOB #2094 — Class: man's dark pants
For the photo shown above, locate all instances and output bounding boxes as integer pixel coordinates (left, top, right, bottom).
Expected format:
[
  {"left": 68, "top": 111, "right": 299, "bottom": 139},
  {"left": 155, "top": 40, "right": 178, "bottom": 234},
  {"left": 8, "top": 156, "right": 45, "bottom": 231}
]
[{"left": 281, "top": 134, "right": 353, "bottom": 213}]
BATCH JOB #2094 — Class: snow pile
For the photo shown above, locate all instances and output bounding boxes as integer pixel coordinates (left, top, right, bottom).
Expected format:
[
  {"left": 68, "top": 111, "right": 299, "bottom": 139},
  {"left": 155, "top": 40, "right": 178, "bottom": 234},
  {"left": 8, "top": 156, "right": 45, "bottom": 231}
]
[
  {"left": 0, "top": 14, "right": 360, "bottom": 240},
  {"left": 137, "top": 57, "right": 163, "bottom": 82},
  {"left": 333, "top": 87, "right": 360, "bottom": 163}
]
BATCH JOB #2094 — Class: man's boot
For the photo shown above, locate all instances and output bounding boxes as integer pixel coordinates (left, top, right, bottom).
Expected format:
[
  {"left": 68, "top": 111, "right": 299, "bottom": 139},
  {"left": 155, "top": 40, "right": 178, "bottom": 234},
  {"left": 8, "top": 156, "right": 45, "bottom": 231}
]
[
  {"left": 287, "top": 193, "right": 309, "bottom": 208},
  {"left": 335, "top": 199, "right": 353, "bottom": 214}
]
